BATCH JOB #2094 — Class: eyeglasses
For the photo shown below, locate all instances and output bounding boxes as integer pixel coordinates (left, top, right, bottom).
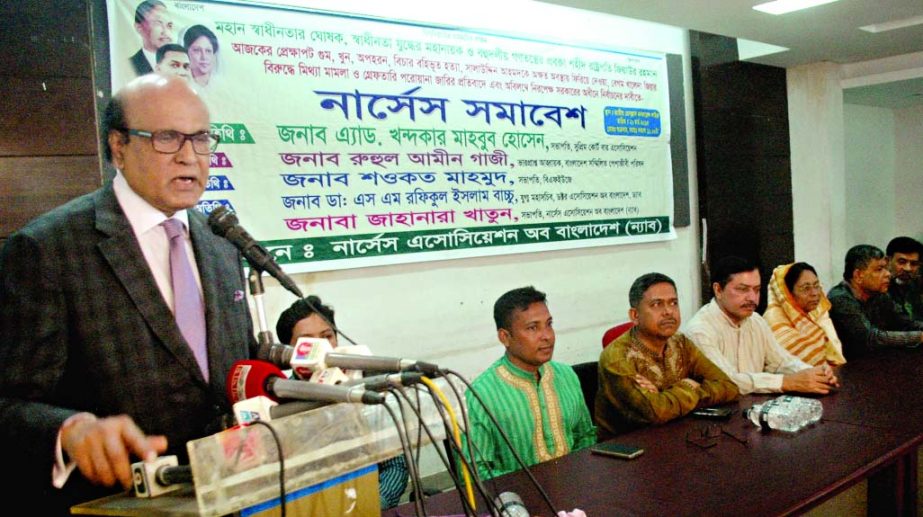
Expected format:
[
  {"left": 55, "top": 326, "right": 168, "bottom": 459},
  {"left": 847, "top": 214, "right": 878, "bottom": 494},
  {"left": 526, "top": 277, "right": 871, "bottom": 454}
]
[
  {"left": 794, "top": 282, "right": 823, "bottom": 295},
  {"left": 123, "top": 128, "right": 220, "bottom": 155},
  {"left": 685, "top": 424, "right": 749, "bottom": 449}
]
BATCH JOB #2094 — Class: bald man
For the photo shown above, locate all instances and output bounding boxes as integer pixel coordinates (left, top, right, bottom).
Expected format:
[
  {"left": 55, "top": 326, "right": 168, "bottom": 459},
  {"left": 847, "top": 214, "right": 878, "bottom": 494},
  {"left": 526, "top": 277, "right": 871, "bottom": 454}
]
[{"left": 0, "top": 74, "right": 255, "bottom": 514}]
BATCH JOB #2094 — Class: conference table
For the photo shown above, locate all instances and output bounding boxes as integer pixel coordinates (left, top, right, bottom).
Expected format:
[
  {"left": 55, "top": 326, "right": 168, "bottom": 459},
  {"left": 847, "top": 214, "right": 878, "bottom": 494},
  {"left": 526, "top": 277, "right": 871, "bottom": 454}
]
[{"left": 386, "top": 348, "right": 923, "bottom": 516}]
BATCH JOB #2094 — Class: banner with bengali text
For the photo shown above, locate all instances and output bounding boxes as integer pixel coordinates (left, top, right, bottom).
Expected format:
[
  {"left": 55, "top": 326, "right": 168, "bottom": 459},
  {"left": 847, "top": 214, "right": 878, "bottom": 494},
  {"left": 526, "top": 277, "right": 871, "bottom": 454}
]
[{"left": 108, "top": 0, "right": 675, "bottom": 272}]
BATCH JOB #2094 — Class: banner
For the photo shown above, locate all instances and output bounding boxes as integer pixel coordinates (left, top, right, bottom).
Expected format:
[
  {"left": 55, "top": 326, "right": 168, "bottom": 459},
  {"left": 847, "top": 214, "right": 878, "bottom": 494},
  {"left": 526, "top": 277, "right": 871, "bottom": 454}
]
[{"left": 108, "top": 0, "right": 675, "bottom": 272}]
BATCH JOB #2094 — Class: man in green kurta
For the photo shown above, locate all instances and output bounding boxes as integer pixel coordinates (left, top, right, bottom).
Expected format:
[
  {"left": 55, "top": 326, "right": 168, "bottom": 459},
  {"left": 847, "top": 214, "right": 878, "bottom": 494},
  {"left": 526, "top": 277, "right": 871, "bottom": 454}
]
[
  {"left": 596, "top": 273, "right": 739, "bottom": 440},
  {"left": 465, "top": 286, "right": 596, "bottom": 480}
]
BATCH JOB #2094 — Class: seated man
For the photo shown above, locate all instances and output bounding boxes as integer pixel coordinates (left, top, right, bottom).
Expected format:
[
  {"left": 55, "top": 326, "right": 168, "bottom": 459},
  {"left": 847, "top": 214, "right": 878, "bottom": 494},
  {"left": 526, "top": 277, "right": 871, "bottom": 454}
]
[
  {"left": 886, "top": 237, "right": 923, "bottom": 324},
  {"left": 275, "top": 296, "right": 408, "bottom": 509},
  {"left": 466, "top": 286, "right": 595, "bottom": 480},
  {"left": 828, "top": 245, "right": 923, "bottom": 359},
  {"left": 685, "top": 256, "right": 838, "bottom": 395},
  {"left": 595, "top": 273, "right": 738, "bottom": 440}
]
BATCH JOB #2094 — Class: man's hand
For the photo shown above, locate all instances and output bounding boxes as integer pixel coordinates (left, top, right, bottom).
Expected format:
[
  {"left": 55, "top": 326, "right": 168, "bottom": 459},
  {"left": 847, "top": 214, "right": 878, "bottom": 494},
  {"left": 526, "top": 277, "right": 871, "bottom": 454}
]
[
  {"left": 781, "top": 365, "right": 839, "bottom": 394},
  {"left": 679, "top": 377, "right": 701, "bottom": 390},
  {"left": 634, "top": 374, "right": 658, "bottom": 393},
  {"left": 61, "top": 414, "right": 167, "bottom": 489}
]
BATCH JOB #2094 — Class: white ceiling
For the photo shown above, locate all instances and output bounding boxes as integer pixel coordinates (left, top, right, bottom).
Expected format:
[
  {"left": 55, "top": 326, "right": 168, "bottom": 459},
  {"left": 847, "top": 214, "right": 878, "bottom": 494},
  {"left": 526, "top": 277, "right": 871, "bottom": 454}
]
[{"left": 541, "top": 0, "right": 923, "bottom": 108}]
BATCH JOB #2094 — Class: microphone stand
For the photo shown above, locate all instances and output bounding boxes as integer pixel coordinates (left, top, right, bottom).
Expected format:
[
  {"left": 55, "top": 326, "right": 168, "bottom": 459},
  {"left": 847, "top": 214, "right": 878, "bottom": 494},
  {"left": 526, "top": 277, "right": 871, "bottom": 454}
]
[{"left": 248, "top": 268, "right": 275, "bottom": 348}]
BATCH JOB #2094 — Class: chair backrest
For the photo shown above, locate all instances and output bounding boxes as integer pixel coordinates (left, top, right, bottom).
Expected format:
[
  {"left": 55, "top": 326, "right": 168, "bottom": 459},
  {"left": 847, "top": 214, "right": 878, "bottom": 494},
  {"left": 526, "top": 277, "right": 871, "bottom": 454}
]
[
  {"left": 571, "top": 361, "right": 599, "bottom": 421},
  {"left": 601, "top": 321, "right": 634, "bottom": 348}
]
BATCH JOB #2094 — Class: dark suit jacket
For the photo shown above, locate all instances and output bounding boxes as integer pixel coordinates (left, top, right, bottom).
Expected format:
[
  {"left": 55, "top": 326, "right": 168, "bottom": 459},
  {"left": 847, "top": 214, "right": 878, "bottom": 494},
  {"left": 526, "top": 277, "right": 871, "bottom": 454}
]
[
  {"left": 0, "top": 183, "right": 256, "bottom": 514},
  {"left": 130, "top": 48, "right": 153, "bottom": 76}
]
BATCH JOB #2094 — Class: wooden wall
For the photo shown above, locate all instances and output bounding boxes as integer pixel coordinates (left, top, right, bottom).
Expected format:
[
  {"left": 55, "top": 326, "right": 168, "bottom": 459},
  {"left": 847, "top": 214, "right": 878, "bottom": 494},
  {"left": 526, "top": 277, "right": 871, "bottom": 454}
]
[
  {"left": 690, "top": 31, "right": 794, "bottom": 309},
  {"left": 0, "top": 0, "right": 101, "bottom": 241}
]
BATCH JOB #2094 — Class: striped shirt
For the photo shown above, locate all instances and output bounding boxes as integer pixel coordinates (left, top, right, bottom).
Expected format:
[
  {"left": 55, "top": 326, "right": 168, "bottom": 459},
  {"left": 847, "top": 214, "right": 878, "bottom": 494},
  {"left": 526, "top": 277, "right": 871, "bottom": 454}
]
[
  {"left": 377, "top": 455, "right": 408, "bottom": 509},
  {"left": 464, "top": 355, "right": 596, "bottom": 480}
]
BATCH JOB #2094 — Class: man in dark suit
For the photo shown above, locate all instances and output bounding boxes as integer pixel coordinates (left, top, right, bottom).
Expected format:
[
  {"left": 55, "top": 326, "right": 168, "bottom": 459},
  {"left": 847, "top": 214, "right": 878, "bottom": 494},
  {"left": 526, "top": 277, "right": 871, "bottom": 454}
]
[
  {"left": 0, "top": 74, "right": 255, "bottom": 515},
  {"left": 129, "top": 0, "right": 174, "bottom": 76}
]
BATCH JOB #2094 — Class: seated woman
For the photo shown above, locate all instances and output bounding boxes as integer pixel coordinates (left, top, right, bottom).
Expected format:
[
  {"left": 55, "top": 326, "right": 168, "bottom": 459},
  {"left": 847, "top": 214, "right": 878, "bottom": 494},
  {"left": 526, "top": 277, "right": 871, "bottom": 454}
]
[
  {"left": 275, "top": 296, "right": 409, "bottom": 509},
  {"left": 764, "top": 262, "right": 846, "bottom": 366}
]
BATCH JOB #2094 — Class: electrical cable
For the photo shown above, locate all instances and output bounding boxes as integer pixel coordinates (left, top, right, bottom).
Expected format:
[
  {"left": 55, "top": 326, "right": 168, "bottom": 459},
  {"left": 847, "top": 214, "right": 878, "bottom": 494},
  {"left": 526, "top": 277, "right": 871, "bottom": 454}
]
[
  {"left": 247, "top": 420, "right": 286, "bottom": 517},
  {"left": 421, "top": 376, "right": 476, "bottom": 509},
  {"left": 390, "top": 387, "right": 492, "bottom": 517},
  {"left": 381, "top": 398, "right": 425, "bottom": 517},
  {"left": 390, "top": 388, "right": 425, "bottom": 513},
  {"left": 446, "top": 370, "right": 559, "bottom": 517},
  {"left": 438, "top": 369, "right": 482, "bottom": 492},
  {"left": 411, "top": 382, "right": 505, "bottom": 517}
]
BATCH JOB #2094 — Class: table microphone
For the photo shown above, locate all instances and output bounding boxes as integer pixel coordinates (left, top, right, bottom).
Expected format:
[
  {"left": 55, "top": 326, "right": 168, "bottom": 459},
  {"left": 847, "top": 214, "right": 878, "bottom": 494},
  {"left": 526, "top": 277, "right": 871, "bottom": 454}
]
[
  {"left": 132, "top": 455, "right": 191, "bottom": 498},
  {"left": 494, "top": 491, "right": 530, "bottom": 517}
]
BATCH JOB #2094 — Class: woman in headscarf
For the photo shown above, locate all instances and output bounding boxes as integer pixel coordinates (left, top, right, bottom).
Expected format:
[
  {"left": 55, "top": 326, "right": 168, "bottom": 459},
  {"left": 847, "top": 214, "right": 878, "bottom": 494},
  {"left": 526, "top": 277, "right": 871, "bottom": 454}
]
[{"left": 764, "top": 262, "right": 846, "bottom": 366}]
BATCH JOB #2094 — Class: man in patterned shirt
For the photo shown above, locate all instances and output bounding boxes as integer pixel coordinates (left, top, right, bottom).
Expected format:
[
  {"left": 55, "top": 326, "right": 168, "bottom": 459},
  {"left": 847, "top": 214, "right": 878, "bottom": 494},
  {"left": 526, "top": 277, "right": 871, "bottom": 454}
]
[
  {"left": 595, "top": 273, "right": 738, "bottom": 440},
  {"left": 465, "top": 286, "right": 596, "bottom": 480}
]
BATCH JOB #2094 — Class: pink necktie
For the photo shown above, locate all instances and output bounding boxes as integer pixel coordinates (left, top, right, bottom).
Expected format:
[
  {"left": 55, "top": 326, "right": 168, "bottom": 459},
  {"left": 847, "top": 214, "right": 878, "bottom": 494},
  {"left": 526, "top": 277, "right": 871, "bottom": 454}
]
[{"left": 162, "top": 218, "right": 209, "bottom": 381}]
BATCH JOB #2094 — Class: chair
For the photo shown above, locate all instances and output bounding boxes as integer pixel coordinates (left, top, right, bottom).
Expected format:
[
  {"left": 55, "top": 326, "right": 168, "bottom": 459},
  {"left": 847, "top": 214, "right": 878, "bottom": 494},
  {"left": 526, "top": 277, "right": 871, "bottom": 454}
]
[
  {"left": 601, "top": 321, "right": 634, "bottom": 349},
  {"left": 571, "top": 361, "right": 599, "bottom": 421}
]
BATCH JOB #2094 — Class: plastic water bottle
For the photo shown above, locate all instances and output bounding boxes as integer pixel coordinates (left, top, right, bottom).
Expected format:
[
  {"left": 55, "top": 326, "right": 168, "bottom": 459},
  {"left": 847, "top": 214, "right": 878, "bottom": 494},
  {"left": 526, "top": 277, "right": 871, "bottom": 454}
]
[
  {"left": 746, "top": 396, "right": 823, "bottom": 432},
  {"left": 785, "top": 395, "right": 823, "bottom": 426},
  {"left": 804, "top": 398, "right": 823, "bottom": 424}
]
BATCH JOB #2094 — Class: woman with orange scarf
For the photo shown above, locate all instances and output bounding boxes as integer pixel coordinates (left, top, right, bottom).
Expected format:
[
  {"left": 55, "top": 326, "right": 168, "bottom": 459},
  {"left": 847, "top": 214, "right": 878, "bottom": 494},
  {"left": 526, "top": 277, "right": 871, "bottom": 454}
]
[{"left": 764, "top": 262, "right": 846, "bottom": 366}]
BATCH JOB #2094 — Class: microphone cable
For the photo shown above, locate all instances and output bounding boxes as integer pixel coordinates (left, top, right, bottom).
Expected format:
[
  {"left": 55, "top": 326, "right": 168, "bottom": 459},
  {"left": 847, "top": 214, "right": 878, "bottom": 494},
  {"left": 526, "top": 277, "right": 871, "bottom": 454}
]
[
  {"left": 444, "top": 369, "right": 559, "bottom": 517},
  {"left": 388, "top": 387, "right": 426, "bottom": 513},
  {"left": 436, "top": 369, "right": 480, "bottom": 491},
  {"left": 420, "top": 376, "right": 476, "bottom": 509},
  {"left": 409, "top": 383, "right": 425, "bottom": 479},
  {"left": 415, "top": 381, "right": 506, "bottom": 517},
  {"left": 299, "top": 294, "right": 361, "bottom": 347},
  {"left": 390, "top": 386, "right": 495, "bottom": 517},
  {"left": 380, "top": 397, "right": 425, "bottom": 517},
  {"left": 245, "top": 420, "right": 286, "bottom": 517}
]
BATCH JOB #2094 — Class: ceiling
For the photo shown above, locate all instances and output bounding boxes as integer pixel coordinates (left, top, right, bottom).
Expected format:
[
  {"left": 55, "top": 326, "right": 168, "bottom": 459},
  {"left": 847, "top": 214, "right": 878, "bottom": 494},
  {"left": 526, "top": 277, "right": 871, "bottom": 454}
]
[{"left": 541, "top": 0, "right": 923, "bottom": 108}]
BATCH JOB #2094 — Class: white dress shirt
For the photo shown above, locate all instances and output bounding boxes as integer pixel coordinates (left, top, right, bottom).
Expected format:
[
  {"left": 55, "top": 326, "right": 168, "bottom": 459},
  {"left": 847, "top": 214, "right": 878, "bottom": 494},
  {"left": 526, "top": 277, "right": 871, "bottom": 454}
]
[
  {"left": 684, "top": 298, "right": 810, "bottom": 395},
  {"left": 112, "top": 171, "right": 203, "bottom": 308}
]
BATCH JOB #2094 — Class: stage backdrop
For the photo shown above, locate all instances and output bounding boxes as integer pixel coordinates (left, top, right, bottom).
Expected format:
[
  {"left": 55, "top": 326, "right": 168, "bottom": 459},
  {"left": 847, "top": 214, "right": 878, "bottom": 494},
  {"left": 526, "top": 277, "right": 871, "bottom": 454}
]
[{"left": 108, "top": 0, "right": 675, "bottom": 272}]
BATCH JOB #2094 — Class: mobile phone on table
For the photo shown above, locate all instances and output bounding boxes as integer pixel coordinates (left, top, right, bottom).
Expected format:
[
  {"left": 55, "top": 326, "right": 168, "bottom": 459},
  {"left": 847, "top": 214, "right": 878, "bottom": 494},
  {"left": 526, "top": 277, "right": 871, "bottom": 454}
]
[
  {"left": 691, "top": 406, "right": 734, "bottom": 419},
  {"left": 590, "top": 442, "right": 644, "bottom": 459}
]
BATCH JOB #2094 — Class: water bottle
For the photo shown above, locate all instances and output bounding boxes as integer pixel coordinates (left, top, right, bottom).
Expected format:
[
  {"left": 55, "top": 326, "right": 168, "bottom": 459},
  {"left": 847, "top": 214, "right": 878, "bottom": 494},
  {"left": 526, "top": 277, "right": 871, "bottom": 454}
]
[
  {"left": 746, "top": 396, "right": 822, "bottom": 432},
  {"left": 783, "top": 395, "right": 823, "bottom": 426},
  {"left": 801, "top": 397, "right": 823, "bottom": 424}
]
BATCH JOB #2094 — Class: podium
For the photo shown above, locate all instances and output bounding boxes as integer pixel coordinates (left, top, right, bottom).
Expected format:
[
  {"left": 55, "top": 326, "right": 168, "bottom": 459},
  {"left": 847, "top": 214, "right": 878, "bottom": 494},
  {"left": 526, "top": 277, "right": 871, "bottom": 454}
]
[{"left": 72, "top": 379, "right": 462, "bottom": 516}]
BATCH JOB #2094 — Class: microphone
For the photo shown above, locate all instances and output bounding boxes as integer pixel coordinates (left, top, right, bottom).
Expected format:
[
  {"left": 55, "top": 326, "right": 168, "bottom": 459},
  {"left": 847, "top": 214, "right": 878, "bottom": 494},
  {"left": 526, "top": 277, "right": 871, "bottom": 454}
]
[
  {"left": 157, "top": 465, "right": 192, "bottom": 486},
  {"left": 494, "top": 492, "right": 530, "bottom": 517},
  {"left": 207, "top": 205, "right": 303, "bottom": 298},
  {"left": 289, "top": 340, "right": 366, "bottom": 380},
  {"left": 360, "top": 371, "right": 424, "bottom": 390},
  {"left": 260, "top": 340, "right": 440, "bottom": 376},
  {"left": 132, "top": 455, "right": 190, "bottom": 498},
  {"left": 226, "top": 360, "right": 386, "bottom": 405},
  {"left": 231, "top": 371, "right": 422, "bottom": 423}
]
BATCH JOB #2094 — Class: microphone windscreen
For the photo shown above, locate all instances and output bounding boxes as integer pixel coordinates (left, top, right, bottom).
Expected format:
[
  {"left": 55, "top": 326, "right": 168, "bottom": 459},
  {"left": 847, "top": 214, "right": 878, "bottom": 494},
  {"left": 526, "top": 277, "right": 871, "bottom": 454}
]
[
  {"left": 226, "top": 360, "right": 286, "bottom": 403},
  {"left": 207, "top": 205, "right": 237, "bottom": 238}
]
